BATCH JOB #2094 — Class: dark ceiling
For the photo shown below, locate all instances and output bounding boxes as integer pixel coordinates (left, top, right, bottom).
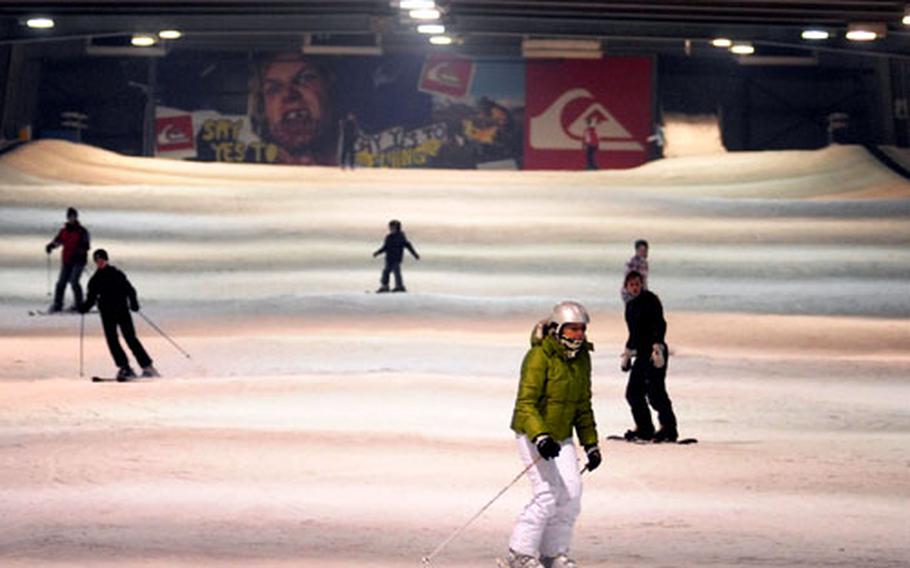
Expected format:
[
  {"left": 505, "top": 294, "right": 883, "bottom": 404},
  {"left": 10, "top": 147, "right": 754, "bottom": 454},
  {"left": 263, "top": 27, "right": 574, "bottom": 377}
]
[{"left": 1, "top": 1, "right": 909, "bottom": 61}]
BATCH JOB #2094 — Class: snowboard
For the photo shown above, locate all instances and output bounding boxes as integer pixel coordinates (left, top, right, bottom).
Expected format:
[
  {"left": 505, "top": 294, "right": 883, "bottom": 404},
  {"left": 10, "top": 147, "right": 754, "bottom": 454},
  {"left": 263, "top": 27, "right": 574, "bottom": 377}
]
[{"left": 606, "top": 434, "right": 698, "bottom": 445}]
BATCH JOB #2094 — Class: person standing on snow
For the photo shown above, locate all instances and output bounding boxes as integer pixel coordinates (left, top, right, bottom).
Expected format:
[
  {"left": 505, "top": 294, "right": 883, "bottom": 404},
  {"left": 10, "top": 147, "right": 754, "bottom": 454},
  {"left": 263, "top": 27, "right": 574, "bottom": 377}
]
[
  {"left": 582, "top": 117, "right": 599, "bottom": 171},
  {"left": 339, "top": 111, "right": 359, "bottom": 170},
  {"left": 372, "top": 219, "right": 420, "bottom": 293},
  {"left": 620, "top": 239, "right": 649, "bottom": 304},
  {"left": 620, "top": 271, "right": 677, "bottom": 442},
  {"left": 45, "top": 207, "right": 90, "bottom": 312},
  {"left": 506, "top": 301, "right": 602, "bottom": 568},
  {"left": 80, "top": 249, "right": 158, "bottom": 380}
]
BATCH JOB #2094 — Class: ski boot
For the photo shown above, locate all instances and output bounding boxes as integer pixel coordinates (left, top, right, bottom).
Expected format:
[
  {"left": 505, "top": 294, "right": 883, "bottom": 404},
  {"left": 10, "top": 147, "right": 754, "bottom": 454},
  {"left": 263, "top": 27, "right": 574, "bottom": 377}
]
[
  {"left": 376, "top": 285, "right": 390, "bottom": 293},
  {"left": 653, "top": 428, "right": 678, "bottom": 443},
  {"left": 391, "top": 286, "right": 407, "bottom": 293},
  {"left": 506, "top": 549, "right": 544, "bottom": 568},
  {"left": 541, "top": 554, "right": 579, "bottom": 568},
  {"left": 141, "top": 365, "right": 160, "bottom": 378},
  {"left": 624, "top": 428, "right": 654, "bottom": 442},
  {"left": 116, "top": 366, "right": 137, "bottom": 382},
  {"left": 47, "top": 304, "right": 63, "bottom": 314}
]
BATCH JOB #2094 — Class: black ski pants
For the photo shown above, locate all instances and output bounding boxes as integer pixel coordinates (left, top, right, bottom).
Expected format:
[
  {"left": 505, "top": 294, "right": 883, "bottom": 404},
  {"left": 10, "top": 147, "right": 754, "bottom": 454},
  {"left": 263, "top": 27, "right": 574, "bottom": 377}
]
[
  {"left": 625, "top": 343, "right": 676, "bottom": 435},
  {"left": 101, "top": 309, "right": 152, "bottom": 369},
  {"left": 340, "top": 142, "right": 355, "bottom": 169},
  {"left": 53, "top": 262, "right": 84, "bottom": 310},
  {"left": 381, "top": 260, "right": 404, "bottom": 290},
  {"left": 585, "top": 145, "right": 598, "bottom": 170}
]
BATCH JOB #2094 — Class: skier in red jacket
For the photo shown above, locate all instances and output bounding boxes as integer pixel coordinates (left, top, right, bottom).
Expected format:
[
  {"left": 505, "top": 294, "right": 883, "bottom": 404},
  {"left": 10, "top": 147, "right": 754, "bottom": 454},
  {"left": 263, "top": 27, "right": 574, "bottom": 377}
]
[{"left": 45, "top": 207, "right": 90, "bottom": 312}]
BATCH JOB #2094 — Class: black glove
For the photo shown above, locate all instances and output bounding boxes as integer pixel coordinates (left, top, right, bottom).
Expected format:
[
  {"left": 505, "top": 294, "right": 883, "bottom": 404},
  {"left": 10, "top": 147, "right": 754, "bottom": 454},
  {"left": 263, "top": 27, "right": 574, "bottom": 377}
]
[
  {"left": 584, "top": 445, "right": 602, "bottom": 472},
  {"left": 130, "top": 301, "right": 140, "bottom": 312},
  {"left": 45, "top": 243, "right": 53, "bottom": 254},
  {"left": 414, "top": 254, "right": 420, "bottom": 261},
  {"left": 78, "top": 304, "right": 89, "bottom": 315},
  {"left": 535, "top": 435, "right": 561, "bottom": 460}
]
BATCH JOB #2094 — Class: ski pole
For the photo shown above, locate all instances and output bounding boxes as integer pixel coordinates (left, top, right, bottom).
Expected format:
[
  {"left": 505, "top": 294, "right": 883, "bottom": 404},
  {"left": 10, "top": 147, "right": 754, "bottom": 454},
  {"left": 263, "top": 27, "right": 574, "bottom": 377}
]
[
  {"left": 46, "top": 253, "right": 51, "bottom": 297},
  {"left": 79, "top": 313, "right": 85, "bottom": 378},
  {"left": 421, "top": 455, "right": 542, "bottom": 566},
  {"left": 138, "top": 311, "right": 191, "bottom": 359}
]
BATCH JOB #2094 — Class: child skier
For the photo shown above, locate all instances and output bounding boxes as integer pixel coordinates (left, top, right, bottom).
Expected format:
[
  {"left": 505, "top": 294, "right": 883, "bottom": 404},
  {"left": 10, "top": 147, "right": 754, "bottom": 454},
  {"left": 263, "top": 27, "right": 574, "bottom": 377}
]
[
  {"left": 80, "top": 249, "right": 158, "bottom": 380},
  {"left": 372, "top": 219, "right": 420, "bottom": 293},
  {"left": 620, "top": 271, "right": 677, "bottom": 442},
  {"left": 45, "top": 207, "right": 90, "bottom": 312},
  {"left": 507, "top": 301, "right": 602, "bottom": 568},
  {"left": 620, "top": 239, "right": 649, "bottom": 304}
]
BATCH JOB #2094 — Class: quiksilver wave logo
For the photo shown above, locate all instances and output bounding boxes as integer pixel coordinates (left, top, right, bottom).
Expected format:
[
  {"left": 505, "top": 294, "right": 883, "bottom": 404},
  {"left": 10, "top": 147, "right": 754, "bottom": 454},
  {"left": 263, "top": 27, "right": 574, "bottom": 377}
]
[{"left": 529, "top": 88, "right": 643, "bottom": 151}]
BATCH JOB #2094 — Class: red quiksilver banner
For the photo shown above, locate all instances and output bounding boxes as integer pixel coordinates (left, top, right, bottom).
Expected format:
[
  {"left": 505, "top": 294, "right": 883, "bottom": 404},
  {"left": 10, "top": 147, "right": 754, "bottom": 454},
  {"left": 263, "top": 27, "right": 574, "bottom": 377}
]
[{"left": 524, "top": 57, "right": 652, "bottom": 170}]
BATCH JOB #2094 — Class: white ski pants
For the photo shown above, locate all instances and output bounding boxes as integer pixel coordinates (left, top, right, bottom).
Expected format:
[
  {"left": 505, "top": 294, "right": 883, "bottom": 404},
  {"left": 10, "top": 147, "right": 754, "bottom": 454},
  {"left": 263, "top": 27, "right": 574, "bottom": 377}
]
[{"left": 509, "top": 434, "right": 582, "bottom": 558}]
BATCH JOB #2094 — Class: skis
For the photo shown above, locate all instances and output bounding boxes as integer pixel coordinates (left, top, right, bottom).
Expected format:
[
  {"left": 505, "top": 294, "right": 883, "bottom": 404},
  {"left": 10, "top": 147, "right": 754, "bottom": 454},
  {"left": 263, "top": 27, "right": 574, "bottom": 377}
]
[
  {"left": 28, "top": 309, "right": 91, "bottom": 316},
  {"left": 606, "top": 434, "right": 698, "bottom": 445},
  {"left": 91, "top": 375, "right": 159, "bottom": 383}
]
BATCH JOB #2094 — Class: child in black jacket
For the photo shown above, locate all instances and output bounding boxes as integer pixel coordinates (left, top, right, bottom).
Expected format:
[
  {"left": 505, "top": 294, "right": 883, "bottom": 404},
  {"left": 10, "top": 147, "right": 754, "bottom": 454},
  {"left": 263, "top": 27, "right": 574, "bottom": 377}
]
[{"left": 373, "top": 220, "right": 420, "bottom": 293}]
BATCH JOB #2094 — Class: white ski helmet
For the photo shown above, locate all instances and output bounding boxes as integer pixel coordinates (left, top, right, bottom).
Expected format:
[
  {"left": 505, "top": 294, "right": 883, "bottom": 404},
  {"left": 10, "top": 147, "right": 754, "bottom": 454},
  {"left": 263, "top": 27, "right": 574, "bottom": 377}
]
[{"left": 548, "top": 301, "right": 590, "bottom": 334}]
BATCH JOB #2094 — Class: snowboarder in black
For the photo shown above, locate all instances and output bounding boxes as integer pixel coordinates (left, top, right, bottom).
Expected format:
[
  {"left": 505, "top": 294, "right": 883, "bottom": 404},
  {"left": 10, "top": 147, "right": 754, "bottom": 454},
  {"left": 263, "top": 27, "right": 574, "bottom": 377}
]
[
  {"left": 372, "top": 219, "right": 420, "bottom": 293},
  {"left": 620, "top": 270, "right": 678, "bottom": 442},
  {"left": 80, "top": 249, "right": 158, "bottom": 380},
  {"left": 45, "top": 207, "right": 90, "bottom": 312}
]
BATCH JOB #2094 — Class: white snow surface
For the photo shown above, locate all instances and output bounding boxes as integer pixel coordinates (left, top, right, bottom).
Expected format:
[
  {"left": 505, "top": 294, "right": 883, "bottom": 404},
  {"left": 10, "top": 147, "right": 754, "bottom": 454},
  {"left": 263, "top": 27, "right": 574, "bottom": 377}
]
[{"left": 0, "top": 140, "right": 908, "bottom": 567}]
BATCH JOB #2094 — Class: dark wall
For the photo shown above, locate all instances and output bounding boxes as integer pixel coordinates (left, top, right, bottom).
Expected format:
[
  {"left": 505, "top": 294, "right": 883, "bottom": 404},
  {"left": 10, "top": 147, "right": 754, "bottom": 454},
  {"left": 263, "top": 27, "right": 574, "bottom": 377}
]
[
  {"left": 35, "top": 57, "right": 149, "bottom": 155},
  {"left": 657, "top": 54, "right": 889, "bottom": 150}
]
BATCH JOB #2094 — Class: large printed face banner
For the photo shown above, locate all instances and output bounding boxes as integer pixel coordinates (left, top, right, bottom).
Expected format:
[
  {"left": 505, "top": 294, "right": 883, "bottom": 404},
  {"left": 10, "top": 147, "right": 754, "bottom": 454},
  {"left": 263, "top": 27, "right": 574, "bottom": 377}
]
[
  {"left": 155, "top": 52, "right": 525, "bottom": 169},
  {"left": 524, "top": 57, "right": 652, "bottom": 170},
  {"left": 155, "top": 53, "right": 651, "bottom": 170}
]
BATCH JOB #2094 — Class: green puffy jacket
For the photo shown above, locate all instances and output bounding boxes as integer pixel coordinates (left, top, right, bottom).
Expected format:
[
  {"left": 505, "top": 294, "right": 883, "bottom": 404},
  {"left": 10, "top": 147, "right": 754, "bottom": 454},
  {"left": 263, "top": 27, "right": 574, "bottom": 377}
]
[{"left": 510, "top": 327, "right": 598, "bottom": 447}]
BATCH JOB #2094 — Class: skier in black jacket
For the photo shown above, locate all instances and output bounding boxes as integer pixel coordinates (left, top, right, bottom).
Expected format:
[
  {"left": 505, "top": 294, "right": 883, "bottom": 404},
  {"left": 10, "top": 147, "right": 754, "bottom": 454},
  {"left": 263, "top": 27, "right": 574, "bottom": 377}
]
[
  {"left": 373, "top": 219, "right": 420, "bottom": 293},
  {"left": 80, "top": 249, "right": 158, "bottom": 380},
  {"left": 620, "top": 270, "right": 678, "bottom": 442}
]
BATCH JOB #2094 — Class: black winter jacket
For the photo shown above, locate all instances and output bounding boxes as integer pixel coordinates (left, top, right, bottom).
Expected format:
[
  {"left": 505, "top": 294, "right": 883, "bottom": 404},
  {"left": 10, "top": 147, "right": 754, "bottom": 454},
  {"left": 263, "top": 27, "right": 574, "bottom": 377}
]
[
  {"left": 624, "top": 289, "right": 666, "bottom": 353},
  {"left": 82, "top": 265, "right": 139, "bottom": 314},
  {"left": 374, "top": 231, "right": 419, "bottom": 264}
]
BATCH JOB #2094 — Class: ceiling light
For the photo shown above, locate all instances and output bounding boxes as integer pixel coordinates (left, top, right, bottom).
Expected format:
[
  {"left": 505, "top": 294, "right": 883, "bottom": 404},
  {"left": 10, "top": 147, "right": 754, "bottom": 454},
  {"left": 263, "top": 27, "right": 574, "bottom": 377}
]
[
  {"left": 158, "top": 30, "right": 182, "bottom": 40},
  {"left": 904, "top": 14, "right": 910, "bottom": 26},
  {"left": 417, "top": 24, "right": 445, "bottom": 34},
  {"left": 730, "top": 43, "right": 755, "bottom": 55},
  {"left": 409, "top": 8, "right": 441, "bottom": 20},
  {"left": 400, "top": 0, "right": 435, "bottom": 9},
  {"left": 131, "top": 34, "right": 157, "bottom": 47},
  {"left": 846, "top": 23, "right": 885, "bottom": 41},
  {"left": 429, "top": 35, "right": 453, "bottom": 45},
  {"left": 711, "top": 38, "right": 732, "bottom": 48},
  {"left": 25, "top": 17, "right": 54, "bottom": 29},
  {"left": 845, "top": 30, "right": 878, "bottom": 41},
  {"left": 801, "top": 29, "right": 830, "bottom": 40}
]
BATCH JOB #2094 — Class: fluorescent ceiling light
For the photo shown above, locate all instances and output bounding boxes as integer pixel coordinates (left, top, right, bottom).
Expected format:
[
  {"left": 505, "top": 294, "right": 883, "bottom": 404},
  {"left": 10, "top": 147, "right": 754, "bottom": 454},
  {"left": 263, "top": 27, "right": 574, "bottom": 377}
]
[
  {"left": 429, "top": 35, "right": 453, "bottom": 45},
  {"left": 801, "top": 29, "right": 829, "bottom": 40},
  {"left": 711, "top": 38, "right": 732, "bottom": 48},
  {"left": 730, "top": 43, "right": 755, "bottom": 55},
  {"left": 846, "top": 23, "right": 885, "bottom": 41},
  {"left": 26, "top": 17, "right": 55, "bottom": 29},
  {"left": 845, "top": 30, "right": 878, "bottom": 41},
  {"left": 131, "top": 34, "right": 157, "bottom": 47},
  {"left": 158, "top": 30, "right": 182, "bottom": 39},
  {"left": 522, "top": 49, "right": 602, "bottom": 59},
  {"left": 417, "top": 24, "right": 445, "bottom": 34},
  {"left": 409, "top": 8, "right": 441, "bottom": 20},
  {"left": 400, "top": 0, "right": 435, "bottom": 9},
  {"left": 522, "top": 38, "right": 600, "bottom": 51}
]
